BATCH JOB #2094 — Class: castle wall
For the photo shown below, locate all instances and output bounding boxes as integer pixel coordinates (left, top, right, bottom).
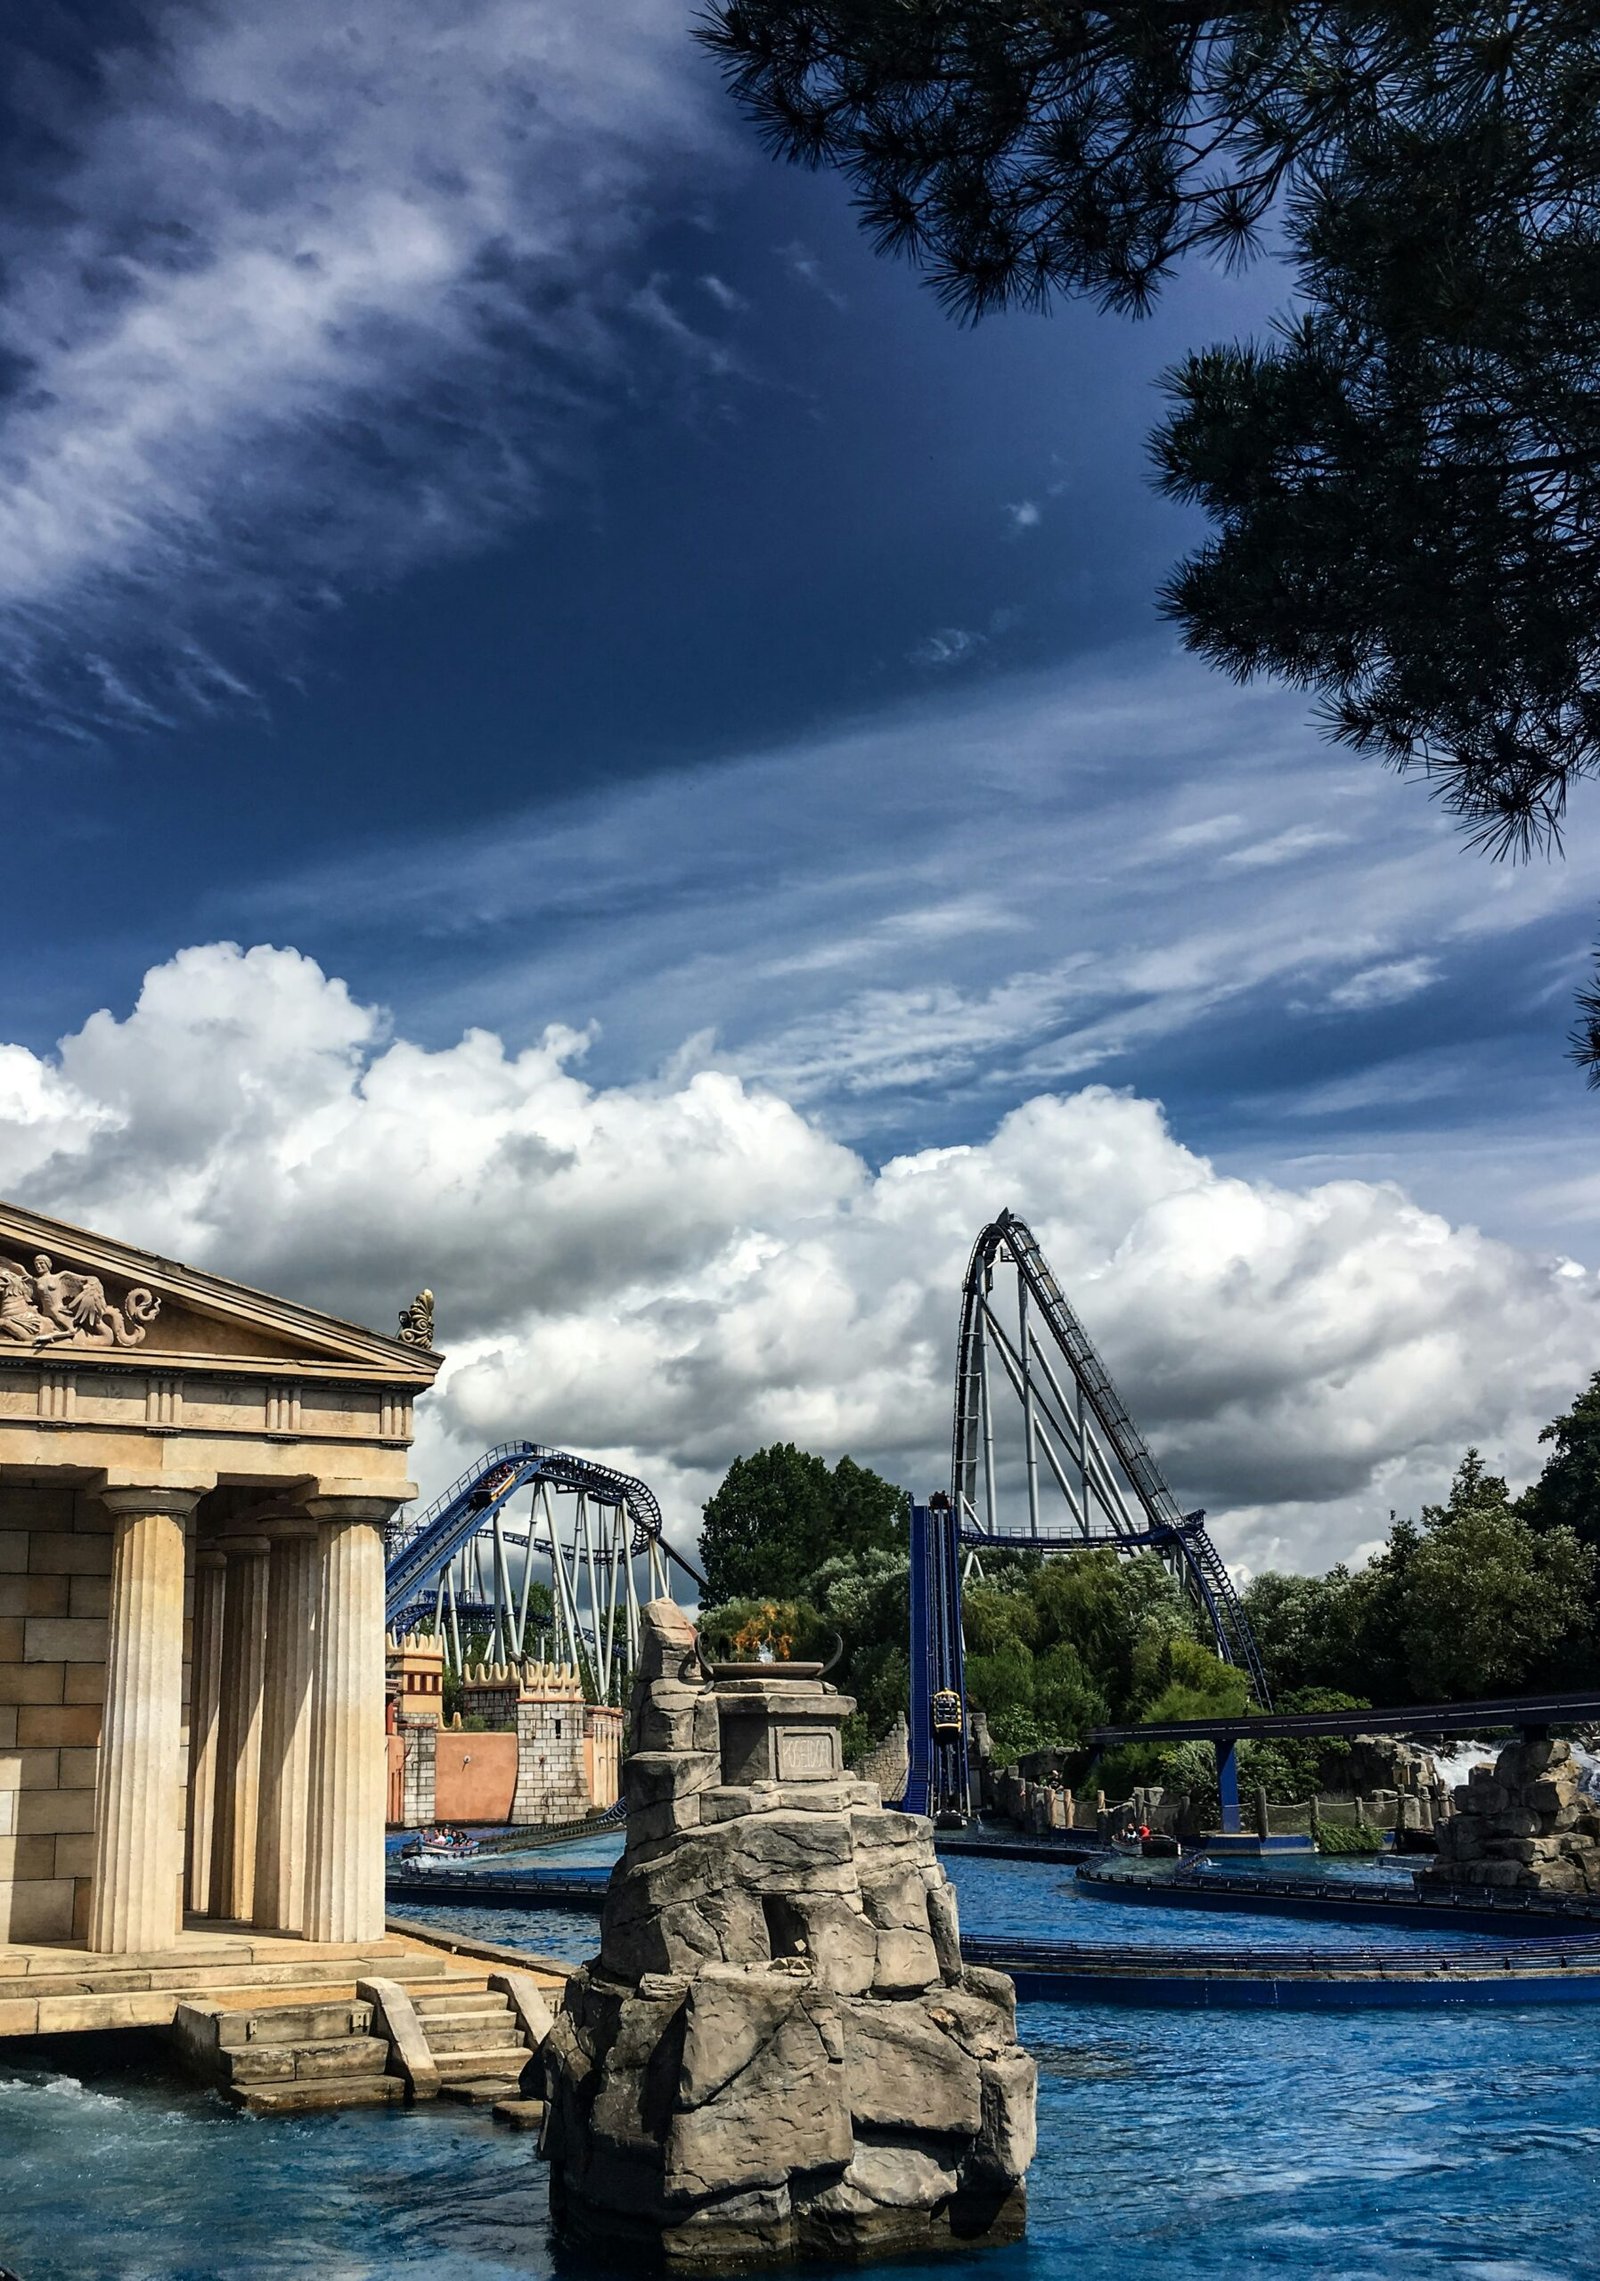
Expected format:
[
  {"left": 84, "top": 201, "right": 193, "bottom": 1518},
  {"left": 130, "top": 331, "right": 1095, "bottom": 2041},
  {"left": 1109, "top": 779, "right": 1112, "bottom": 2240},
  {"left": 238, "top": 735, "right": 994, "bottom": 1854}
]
[
  {"left": 513, "top": 1691, "right": 590, "bottom": 1823},
  {"left": 436, "top": 1730, "right": 517, "bottom": 1823}
]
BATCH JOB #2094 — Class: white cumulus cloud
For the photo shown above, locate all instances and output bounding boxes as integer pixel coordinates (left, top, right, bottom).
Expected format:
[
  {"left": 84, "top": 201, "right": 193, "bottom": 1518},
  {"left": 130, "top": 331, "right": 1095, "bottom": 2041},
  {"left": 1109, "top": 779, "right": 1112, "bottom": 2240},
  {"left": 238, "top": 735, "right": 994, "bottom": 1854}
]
[{"left": 1, "top": 942, "right": 1595, "bottom": 1580}]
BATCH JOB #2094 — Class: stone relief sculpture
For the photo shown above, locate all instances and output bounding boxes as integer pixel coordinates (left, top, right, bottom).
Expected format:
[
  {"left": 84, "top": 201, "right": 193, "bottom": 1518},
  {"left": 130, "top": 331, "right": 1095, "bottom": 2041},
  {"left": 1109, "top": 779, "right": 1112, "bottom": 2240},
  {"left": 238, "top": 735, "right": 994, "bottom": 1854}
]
[
  {"left": 0, "top": 1254, "right": 161, "bottom": 1348},
  {"left": 397, "top": 1289, "right": 435, "bottom": 1349}
]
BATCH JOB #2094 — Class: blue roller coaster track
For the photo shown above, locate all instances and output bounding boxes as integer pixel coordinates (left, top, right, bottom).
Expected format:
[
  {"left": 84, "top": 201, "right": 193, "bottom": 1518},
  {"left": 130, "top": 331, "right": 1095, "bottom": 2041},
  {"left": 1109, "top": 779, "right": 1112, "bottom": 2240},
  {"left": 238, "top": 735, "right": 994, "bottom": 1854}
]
[{"left": 384, "top": 1442, "right": 703, "bottom": 1692}]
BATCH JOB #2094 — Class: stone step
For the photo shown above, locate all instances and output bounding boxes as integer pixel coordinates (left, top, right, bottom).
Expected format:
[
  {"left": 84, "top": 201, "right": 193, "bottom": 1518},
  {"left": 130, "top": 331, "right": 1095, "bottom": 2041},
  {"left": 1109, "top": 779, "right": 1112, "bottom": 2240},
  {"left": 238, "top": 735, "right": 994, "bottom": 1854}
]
[
  {"left": 423, "top": 2015, "right": 519, "bottom": 2055},
  {"left": 0, "top": 1936, "right": 415, "bottom": 1979},
  {"left": 411, "top": 1982, "right": 493, "bottom": 2011},
  {"left": 0, "top": 1954, "right": 455, "bottom": 2004},
  {"left": 218, "top": 2001, "right": 370, "bottom": 2048},
  {"left": 227, "top": 2073, "right": 405, "bottom": 2116},
  {"left": 432, "top": 2043, "right": 529, "bottom": 2077},
  {"left": 439, "top": 2076, "right": 527, "bottom": 2104},
  {"left": 492, "top": 2097, "right": 547, "bottom": 2132},
  {"left": 227, "top": 2036, "right": 390, "bottom": 2086}
]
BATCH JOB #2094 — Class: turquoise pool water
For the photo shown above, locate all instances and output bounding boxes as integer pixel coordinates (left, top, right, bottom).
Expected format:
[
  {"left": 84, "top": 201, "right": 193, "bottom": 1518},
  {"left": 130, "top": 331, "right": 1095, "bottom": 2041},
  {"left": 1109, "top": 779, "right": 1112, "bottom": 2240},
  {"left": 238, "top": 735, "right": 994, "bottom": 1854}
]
[{"left": 3, "top": 1856, "right": 1597, "bottom": 2279}]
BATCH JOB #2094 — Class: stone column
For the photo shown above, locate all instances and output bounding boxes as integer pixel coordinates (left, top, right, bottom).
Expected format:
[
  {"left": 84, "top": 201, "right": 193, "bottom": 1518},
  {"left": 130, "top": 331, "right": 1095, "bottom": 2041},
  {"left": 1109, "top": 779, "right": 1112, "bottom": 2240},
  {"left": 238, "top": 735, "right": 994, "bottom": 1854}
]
[
  {"left": 303, "top": 1497, "right": 397, "bottom": 1944},
  {"left": 209, "top": 1536, "right": 270, "bottom": 1922},
  {"left": 184, "top": 1548, "right": 226, "bottom": 1916},
  {"left": 253, "top": 1520, "right": 319, "bottom": 1932},
  {"left": 89, "top": 1487, "right": 201, "bottom": 1956}
]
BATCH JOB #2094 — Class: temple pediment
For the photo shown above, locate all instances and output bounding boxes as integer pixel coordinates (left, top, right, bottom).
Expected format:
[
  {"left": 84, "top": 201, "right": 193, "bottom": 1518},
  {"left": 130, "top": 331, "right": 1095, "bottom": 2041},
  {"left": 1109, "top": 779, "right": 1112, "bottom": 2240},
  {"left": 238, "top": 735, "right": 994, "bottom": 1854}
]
[{"left": 0, "top": 1200, "right": 437, "bottom": 1386}]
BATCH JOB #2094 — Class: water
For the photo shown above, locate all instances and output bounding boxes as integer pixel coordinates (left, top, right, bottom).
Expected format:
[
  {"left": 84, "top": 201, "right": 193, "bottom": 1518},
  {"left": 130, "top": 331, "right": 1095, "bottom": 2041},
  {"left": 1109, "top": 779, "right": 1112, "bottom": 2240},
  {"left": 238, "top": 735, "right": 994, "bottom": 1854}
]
[
  {"left": 3, "top": 1856, "right": 1599, "bottom": 2279},
  {"left": 391, "top": 1852, "right": 1575, "bottom": 1966}
]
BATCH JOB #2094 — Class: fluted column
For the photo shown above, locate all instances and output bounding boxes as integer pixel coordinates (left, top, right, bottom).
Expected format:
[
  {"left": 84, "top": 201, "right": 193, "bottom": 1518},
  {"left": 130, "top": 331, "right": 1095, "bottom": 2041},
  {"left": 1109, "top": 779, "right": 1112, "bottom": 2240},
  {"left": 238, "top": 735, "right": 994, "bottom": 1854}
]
[
  {"left": 209, "top": 1536, "right": 269, "bottom": 1922},
  {"left": 184, "top": 1548, "right": 226, "bottom": 1916},
  {"left": 89, "top": 1488, "right": 201, "bottom": 1956},
  {"left": 303, "top": 1498, "right": 397, "bottom": 1943},
  {"left": 253, "top": 1521, "right": 318, "bottom": 1932}
]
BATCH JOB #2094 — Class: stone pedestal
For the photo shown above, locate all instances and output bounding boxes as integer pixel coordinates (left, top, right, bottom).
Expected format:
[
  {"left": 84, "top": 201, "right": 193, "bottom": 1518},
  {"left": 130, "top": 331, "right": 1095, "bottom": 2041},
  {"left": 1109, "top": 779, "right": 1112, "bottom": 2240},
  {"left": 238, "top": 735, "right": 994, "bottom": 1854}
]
[
  {"left": 88, "top": 1489, "right": 199, "bottom": 1955},
  {"left": 254, "top": 1525, "right": 318, "bottom": 1930},
  {"left": 303, "top": 1500, "right": 392, "bottom": 1943},
  {"left": 542, "top": 1607, "right": 1036, "bottom": 2271},
  {"left": 209, "top": 1537, "right": 269, "bottom": 1922}
]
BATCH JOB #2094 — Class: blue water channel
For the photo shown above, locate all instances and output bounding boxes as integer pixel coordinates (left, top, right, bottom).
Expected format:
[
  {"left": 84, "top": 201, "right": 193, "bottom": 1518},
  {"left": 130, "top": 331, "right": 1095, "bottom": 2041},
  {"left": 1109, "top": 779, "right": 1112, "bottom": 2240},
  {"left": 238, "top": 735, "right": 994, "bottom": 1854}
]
[{"left": 2, "top": 1852, "right": 1598, "bottom": 2279}]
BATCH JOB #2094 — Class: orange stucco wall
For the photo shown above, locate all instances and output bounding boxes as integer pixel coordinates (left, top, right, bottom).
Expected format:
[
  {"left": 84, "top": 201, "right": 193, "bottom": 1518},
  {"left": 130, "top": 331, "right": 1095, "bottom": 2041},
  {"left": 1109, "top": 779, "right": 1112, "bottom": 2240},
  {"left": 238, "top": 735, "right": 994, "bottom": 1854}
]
[{"left": 436, "top": 1730, "right": 518, "bottom": 1823}]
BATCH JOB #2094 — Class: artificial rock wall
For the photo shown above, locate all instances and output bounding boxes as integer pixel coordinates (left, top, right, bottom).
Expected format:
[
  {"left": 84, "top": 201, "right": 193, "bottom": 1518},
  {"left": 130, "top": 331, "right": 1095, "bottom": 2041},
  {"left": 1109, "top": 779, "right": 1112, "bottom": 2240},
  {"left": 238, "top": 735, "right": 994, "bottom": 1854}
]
[
  {"left": 542, "top": 1603, "right": 1036, "bottom": 2272},
  {"left": 1422, "top": 1737, "right": 1600, "bottom": 1897}
]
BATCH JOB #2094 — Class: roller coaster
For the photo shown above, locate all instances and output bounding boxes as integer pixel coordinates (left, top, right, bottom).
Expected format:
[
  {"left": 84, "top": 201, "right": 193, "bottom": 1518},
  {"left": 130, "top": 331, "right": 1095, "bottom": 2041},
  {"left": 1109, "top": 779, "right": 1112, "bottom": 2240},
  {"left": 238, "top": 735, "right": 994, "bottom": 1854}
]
[
  {"left": 383, "top": 1209, "right": 1263, "bottom": 1810},
  {"left": 384, "top": 1442, "right": 703, "bottom": 1701},
  {"left": 906, "top": 1210, "right": 1269, "bottom": 1819}
]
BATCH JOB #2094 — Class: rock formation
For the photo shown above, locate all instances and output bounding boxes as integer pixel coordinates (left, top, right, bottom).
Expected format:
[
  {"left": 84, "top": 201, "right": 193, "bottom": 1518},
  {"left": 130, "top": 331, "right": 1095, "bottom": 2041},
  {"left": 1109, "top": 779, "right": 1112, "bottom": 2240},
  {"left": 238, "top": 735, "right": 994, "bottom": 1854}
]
[
  {"left": 1420, "top": 1736, "right": 1600, "bottom": 1896},
  {"left": 541, "top": 1602, "right": 1036, "bottom": 2271},
  {"left": 1344, "top": 1734, "right": 1450, "bottom": 1810}
]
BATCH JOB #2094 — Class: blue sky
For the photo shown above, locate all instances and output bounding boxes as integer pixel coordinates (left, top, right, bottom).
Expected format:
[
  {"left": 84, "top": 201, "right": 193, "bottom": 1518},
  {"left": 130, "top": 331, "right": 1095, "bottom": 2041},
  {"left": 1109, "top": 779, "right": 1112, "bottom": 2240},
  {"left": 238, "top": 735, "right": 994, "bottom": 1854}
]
[{"left": 1, "top": 1, "right": 1596, "bottom": 1570}]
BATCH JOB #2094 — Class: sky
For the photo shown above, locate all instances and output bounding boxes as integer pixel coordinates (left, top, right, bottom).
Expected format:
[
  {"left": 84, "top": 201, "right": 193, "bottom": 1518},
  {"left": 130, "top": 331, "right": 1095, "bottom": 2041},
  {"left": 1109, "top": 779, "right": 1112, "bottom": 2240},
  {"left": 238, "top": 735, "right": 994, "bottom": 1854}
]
[{"left": 1, "top": 0, "right": 1597, "bottom": 1581}]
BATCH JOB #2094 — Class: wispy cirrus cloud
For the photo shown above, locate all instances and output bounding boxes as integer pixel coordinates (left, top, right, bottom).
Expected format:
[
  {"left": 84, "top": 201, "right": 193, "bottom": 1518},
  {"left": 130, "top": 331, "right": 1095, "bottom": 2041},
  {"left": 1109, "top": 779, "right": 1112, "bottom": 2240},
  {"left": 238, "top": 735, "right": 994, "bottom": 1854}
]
[
  {"left": 220, "top": 644, "right": 1599, "bottom": 1223},
  {"left": 0, "top": 0, "right": 718, "bottom": 736},
  {"left": 1325, "top": 957, "right": 1441, "bottom": 1012}
]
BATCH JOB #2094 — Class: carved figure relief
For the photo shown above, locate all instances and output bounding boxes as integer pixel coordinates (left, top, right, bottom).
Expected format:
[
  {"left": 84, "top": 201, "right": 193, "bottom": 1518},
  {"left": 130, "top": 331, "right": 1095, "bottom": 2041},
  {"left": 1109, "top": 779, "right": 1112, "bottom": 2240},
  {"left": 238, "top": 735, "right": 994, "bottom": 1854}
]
[
  {"left": 397, "top": 1288, "right": 435, "bottom": 1349},
  {"left": 0, "top": 1254, "right": 161, "bottom": 1348}
]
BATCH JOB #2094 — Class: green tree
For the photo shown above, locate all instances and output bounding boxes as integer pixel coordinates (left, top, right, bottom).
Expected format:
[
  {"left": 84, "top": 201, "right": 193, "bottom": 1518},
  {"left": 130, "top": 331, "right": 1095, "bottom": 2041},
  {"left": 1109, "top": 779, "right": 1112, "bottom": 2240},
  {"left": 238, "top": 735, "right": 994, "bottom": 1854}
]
[
  {"left": 705, "top": 2, "right": 1600, "bottom": 1057},
  {"left": 1131, "top": 1631, "right": 1252, "bottom": 1723},
  {"left": 1521, "top": 1371, "right": 1600, "bottom": 1559},
  {"left": 1239, "top": 1569, "right": 1356, "bottom": 1698},
  {"left": 1398, "top": 1448, "right": 1598, "bottom": 1696},
  {"left": 698, "top": 1443, "right": 905, "bottom": 1604}
]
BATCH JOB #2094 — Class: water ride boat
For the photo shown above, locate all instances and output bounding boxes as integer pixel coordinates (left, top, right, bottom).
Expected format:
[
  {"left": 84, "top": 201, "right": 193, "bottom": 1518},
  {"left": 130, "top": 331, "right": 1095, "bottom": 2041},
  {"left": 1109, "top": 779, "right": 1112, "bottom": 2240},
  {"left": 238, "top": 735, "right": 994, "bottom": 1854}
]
[{"left": 397, "top": 1824, "right": 481, "bottom": 1863}]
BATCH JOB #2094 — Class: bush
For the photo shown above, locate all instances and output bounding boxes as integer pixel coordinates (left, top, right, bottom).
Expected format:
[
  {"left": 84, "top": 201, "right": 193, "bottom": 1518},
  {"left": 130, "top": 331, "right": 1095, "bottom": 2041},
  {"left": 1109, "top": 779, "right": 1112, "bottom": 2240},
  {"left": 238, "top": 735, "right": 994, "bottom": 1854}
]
[{"left": 1317, "top": 1821, "right": 1388, "bottom": 1856}]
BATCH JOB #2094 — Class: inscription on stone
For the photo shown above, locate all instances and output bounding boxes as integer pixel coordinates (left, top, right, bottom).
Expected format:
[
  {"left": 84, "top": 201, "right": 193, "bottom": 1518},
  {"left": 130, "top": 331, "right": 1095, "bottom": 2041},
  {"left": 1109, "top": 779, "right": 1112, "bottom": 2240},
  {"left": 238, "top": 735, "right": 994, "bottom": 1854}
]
[{"left": 776, "top": 1727, "right": 833, "bottom": 1781}]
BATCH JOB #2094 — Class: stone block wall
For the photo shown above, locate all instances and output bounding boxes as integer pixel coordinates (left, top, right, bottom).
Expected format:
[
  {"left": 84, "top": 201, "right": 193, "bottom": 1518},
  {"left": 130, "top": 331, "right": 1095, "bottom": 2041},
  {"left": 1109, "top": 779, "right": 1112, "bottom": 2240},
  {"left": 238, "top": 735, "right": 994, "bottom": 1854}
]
[
  {"left": 397, "top": 1718, "right": 436, "bottom": 1828},
  {"left": 459, "top": 1665, "right": 520, "bottom": 1730},
  {"left": 0, "top": 1484, "right": 190, "bottom": 1945},
  {"left": 513, "top": 1683, "right": 590, "bottom": 1823},
  {"left": 850, "top": 1715, "right": 909, "bottom": 1805}
]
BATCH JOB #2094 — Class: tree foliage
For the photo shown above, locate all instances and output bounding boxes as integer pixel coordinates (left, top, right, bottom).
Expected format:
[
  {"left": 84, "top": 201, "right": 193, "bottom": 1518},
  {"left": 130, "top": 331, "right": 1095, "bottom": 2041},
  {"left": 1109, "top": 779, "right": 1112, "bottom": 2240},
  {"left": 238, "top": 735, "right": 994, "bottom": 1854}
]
[
  {"left": 699, "top": 1441, "right": 906, "bottom": 1605},
  {"left": 703, "top": 2, "right": 1600, "bottom": 1052},
  {"left": 1245, "top": 1446, "right": 1600, "bottom": 1703},
  {"left": 1521, "top": 1368, "right": 1600, "bottom": 1553}
]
